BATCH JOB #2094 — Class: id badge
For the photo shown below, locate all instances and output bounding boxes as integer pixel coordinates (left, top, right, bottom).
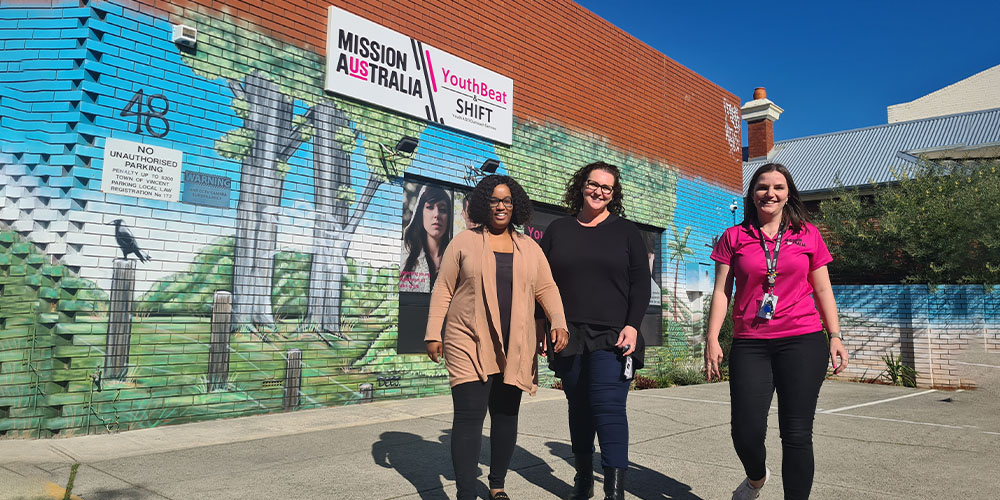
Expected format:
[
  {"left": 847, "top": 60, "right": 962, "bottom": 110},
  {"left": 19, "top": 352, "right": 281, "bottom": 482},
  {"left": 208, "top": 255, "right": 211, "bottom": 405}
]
[
  {"left": 756, "top": 292, "right": 779, "bottom": 320},
  {"left": 623, "top": 355, "right": 634, "bottom": 380}
]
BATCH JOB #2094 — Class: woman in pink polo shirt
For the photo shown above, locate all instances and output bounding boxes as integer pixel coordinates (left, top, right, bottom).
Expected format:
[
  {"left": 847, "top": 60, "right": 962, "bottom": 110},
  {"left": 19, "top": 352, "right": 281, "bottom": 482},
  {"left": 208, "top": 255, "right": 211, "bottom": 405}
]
[{"left": 705, "top": 162, "right": 849, "bottom": 500}]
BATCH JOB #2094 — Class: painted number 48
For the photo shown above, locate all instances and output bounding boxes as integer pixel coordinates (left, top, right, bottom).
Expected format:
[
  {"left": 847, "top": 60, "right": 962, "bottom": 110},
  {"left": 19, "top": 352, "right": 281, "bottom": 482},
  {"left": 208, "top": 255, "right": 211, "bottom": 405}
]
[{"left": 120, "top": 90, "right": 171, "bottom": 138}]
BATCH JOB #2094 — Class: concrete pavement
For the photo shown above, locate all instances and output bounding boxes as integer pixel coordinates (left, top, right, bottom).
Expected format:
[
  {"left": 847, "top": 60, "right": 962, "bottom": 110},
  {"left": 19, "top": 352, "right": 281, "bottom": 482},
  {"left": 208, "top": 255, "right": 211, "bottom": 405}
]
[{"left": 2, "top": 350, "right": 999, "bottom": 500}]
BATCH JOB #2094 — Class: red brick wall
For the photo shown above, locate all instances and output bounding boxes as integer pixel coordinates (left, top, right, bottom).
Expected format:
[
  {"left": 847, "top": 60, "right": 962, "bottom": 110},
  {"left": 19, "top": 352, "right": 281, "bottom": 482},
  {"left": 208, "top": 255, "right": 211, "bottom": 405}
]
[
  {"left": 144, "top": 0, "right": 741, "bottom": 189},
  {"left": 747, "top": 119, "right": 773, "bottom": 159}
]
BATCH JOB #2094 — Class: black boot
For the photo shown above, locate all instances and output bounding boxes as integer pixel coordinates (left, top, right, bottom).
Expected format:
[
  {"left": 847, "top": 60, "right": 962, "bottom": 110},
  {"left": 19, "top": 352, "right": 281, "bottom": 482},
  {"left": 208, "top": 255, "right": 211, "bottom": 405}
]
[
  {"left": 567, "top": 454, "right": 594, "bottom": 500},
  {"left": 602, "top": 467, "right": 625, "bottom": 500}
]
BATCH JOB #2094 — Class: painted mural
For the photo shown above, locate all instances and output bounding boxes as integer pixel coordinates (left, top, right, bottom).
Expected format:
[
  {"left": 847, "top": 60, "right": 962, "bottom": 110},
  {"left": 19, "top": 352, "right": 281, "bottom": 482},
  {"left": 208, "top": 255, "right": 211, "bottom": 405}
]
[{"left": 0, "top": 1, "right": 735, "bottom": 439}]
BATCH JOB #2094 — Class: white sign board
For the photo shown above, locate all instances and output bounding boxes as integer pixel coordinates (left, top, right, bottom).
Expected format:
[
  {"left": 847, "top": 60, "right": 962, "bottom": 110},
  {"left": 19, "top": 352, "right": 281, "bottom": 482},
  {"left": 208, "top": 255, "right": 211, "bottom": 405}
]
[
  {"left": 325, "top": 6, "right": 513, "bottom": 145},
  {"left": 101, "top": 138, "right": 182, "bottom": 202}
]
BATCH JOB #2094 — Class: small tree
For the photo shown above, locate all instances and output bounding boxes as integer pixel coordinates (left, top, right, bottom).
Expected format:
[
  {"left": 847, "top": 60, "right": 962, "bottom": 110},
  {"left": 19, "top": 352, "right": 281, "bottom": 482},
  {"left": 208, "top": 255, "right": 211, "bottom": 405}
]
[{"left": 817, "top": 160, "right": 1000, "bottom": 284}]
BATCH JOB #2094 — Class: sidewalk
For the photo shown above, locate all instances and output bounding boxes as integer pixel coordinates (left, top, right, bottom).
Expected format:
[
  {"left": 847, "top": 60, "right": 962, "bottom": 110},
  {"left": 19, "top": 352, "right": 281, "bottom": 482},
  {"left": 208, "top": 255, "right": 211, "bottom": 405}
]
[{"left": 2, "top": 367, "right": 999, "bottom": 499}]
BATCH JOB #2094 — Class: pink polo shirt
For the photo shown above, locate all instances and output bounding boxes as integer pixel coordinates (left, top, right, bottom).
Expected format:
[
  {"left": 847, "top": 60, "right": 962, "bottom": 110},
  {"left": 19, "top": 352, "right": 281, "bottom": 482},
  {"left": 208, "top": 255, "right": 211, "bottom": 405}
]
[{"left": 710, "top": 222, "right": 833, "bottom": 339}]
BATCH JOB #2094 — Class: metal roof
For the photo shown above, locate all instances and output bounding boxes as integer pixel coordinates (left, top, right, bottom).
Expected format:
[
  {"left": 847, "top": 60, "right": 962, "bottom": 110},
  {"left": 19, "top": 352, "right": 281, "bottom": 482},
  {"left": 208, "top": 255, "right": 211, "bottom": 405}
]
[{"left": 743, "top": 107, "right": 1000, "bottom": 195}]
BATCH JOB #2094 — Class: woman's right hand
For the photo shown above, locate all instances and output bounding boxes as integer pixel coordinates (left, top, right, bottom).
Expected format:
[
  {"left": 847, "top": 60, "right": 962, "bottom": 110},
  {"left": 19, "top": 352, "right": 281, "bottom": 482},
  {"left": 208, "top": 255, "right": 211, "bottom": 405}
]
[
  {"left": 704, "top": 338, "right": 723, "bottom": 382},
  {"left": 426, "top": 340, "right": 443, "bottom": 363}
]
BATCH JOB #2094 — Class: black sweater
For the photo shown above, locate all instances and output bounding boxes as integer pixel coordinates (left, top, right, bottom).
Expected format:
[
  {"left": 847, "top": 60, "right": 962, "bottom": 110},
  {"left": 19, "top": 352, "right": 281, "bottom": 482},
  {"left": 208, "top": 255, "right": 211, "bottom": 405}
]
[{"left": 539, "top": 214, "right": 651, "bottom": 330}]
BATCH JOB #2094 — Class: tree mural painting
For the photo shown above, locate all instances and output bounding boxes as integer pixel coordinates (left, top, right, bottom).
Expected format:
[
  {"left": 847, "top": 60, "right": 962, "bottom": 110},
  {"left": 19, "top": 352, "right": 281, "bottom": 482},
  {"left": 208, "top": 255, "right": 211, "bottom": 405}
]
[
  {"left": 227, "top": 71, "right": 311, "bottom": 326},
  {"left": 304, "top": 100, "right": 422, "bottom": 338},
  {"left": 183, "top": 17, "right": 424, "bottom": 337},
  {"left": 667, "top": 225, "right": 694, "bottom": 321}
]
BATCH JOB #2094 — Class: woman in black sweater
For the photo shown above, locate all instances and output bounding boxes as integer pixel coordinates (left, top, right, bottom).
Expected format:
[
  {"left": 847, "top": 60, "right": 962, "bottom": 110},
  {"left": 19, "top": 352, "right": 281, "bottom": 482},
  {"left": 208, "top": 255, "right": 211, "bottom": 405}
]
[{"left": 539, "top": 161, "right": 651, "bottom": 500}]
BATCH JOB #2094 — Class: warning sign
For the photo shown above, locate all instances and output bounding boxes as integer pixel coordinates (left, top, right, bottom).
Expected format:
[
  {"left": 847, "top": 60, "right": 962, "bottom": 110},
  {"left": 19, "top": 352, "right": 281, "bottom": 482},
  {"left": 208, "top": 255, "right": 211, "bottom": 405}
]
[{"left": 101, "top": 138, "right": 183, "bottom": 202}]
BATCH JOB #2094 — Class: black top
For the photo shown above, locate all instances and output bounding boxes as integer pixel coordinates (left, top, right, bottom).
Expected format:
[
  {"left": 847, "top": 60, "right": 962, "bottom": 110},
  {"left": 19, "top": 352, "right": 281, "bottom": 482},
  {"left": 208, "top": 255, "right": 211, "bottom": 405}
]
[
  {"left": 540, "top": 214, "right": 651, "bottom": 329},
  {"left": 495, "top": 251, "right": 514, "bottom": 351}
]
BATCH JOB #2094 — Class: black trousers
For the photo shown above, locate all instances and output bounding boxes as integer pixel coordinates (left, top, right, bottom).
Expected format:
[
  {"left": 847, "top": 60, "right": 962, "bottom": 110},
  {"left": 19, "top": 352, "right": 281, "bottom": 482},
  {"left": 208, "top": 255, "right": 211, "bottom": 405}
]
[
  {"left": 451, "top": 374, "right": 523, "bottom": 500},
  {"left": 729, "top": 331, "right": 828, "bottom": 500}
]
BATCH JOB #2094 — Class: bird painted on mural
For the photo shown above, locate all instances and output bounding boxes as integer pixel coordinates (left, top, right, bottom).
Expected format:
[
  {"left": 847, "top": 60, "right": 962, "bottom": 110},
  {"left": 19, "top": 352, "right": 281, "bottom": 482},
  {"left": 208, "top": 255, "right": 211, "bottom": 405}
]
[{"left": 107, "top": 219, "right": 151, "bottom": 263}]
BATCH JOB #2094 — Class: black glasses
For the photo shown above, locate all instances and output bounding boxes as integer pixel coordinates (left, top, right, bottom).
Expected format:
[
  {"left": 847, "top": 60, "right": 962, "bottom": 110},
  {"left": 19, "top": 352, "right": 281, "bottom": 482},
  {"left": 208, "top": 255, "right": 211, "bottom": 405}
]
[
  {"left": 489, "top": 197, "right": 514, "bottom": 209},
  {"left": 584, "top": 180, "right": 613, "bottom": 196}
]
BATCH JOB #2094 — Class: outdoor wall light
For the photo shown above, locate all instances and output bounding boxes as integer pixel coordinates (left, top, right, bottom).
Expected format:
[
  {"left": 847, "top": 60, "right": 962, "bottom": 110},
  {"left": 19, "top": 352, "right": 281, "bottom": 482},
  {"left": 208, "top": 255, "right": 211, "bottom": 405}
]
[
  {"left": 481, "top": 158, "right": 500, "bottom": 173},
  {"left": 378, "top": 136, "right": 420, "bottom": 178},
  {"left": 394, "top": 136, "right": 419, "bottom": 155}
]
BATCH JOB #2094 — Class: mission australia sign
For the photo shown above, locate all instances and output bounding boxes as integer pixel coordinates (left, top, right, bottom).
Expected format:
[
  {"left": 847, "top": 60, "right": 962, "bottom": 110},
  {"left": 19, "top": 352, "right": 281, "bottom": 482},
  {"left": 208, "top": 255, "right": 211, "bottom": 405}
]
[{"left": 325, "top": 6, "right": 513, "bottom": 145}]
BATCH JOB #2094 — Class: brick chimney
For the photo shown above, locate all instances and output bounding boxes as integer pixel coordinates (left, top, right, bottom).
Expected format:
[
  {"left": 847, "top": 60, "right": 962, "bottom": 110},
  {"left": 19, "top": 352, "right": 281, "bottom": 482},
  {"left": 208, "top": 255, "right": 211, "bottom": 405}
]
[{"left": 741, "top": 87, "right": 784, "bottom": 159}]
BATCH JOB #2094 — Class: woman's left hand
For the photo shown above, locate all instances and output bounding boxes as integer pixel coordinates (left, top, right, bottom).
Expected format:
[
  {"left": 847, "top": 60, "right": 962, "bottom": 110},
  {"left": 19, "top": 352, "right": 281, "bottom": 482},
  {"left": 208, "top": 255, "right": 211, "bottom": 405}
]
[
  {"left": 550, "top": 328, "right": 569, "bottom": 353},
  {"left": 615, "top": 325, "right": 638, "bottom": 356},
  {"left": 537, "top": 328, "right": 570, "bottom": 355},
  {"left": 830, "top": 338, "right": 849, "bottom": 375}
]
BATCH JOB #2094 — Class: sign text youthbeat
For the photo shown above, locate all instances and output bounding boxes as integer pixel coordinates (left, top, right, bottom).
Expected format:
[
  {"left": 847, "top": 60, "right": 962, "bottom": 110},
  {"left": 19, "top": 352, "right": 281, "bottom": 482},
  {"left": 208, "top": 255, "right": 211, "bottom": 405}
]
[{"left": 325, "top": 6, "right": 513, "bottom": 145}]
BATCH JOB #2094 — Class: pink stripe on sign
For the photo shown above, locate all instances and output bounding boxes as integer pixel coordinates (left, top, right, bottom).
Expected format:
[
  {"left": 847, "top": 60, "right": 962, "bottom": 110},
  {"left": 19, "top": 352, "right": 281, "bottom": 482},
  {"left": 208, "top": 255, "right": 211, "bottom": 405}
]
[
  {"left": 350, "top": 73, "right": 367, "bottom": 81},
  {"left": 425, "top": 50, "right": 438, "bottom": 92}
]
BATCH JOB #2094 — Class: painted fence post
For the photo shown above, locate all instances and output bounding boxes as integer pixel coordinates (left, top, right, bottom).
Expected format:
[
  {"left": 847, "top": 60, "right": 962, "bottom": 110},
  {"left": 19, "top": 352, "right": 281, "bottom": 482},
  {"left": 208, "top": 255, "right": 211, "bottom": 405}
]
[
  {"left": 359, "top": 383, "right": 373, "bottom": 403},
  {"left": 104, "top": 258, "right": 135, "bottom": 380},
  {"left": 208, "top": 291, "right": 232, "bottom": 391},
  {"left": 283, "top": 349, "right": 302, "bottom": 411}
]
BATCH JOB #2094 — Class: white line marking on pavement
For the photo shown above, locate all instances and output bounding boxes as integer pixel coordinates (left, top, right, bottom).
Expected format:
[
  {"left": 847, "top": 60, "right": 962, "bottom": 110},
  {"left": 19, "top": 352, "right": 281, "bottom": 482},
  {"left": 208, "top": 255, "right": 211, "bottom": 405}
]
[
  {"left": 826, "top": 412, "right": 966, "bottom": 429},
  {"left": 984, "top": 432, "right": 1000, "bottom": 436},
  {"left": 632, "top": 393, "right": 730, "bottom": 405},
  {"left": 819, "top": 389, "right": 937, "bottom": 414},
  {"left": 954, "top": 361, "right": 1000, "bottom": 368}
]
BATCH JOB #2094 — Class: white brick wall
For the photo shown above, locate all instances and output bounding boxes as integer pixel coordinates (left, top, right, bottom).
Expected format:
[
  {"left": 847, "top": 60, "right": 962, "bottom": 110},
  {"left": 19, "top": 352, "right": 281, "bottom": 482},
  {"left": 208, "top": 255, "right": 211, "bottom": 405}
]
[{"left": 887, "top": 64, "right": 1000, "bottom": 123}]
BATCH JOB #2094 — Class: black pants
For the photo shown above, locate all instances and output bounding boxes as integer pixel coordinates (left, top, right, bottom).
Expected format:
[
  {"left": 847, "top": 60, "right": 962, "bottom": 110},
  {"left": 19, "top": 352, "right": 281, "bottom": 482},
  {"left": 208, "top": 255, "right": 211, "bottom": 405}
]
[
  {"left": 556, "top": 348, "right": 631, "bottom": 469},
  {"left": 451, "top": 374, "right": 523, "bottom": 500},
  {"left": 729, "top": 331, "right": 828, "bottom": 500}
]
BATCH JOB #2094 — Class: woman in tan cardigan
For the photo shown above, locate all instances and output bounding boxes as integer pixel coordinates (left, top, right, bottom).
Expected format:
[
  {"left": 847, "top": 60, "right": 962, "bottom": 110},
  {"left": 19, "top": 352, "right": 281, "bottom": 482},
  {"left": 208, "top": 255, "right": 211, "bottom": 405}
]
[{"left": 425, "top": 175, "right": 569, "bottom": 500}]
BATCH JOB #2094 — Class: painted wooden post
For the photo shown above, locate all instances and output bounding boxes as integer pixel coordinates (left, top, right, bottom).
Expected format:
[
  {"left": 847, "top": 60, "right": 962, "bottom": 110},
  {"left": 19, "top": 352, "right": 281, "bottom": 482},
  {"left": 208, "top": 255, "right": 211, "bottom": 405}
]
[
  {"left": 283, "top": 349, "right": 302, "bottom": 411},
  {"left": 207, "top": 291, "right": 232, "bottom": 391},
  {"left": 104, "top": 259, "right": 135, "bottom": 380},
  {"left": 359, "top": 383, "right": 373, "bottom": 403}
]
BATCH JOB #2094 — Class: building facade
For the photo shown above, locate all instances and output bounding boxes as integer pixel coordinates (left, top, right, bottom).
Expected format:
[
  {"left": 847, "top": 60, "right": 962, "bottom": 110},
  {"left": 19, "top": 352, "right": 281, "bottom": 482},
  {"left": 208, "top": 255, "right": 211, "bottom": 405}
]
[
  {"left": 887, "top": 63, "right": 1000, "bottom": 123},
  {"left": 0, "top": 0, "right": 742, "bottom": 438}
]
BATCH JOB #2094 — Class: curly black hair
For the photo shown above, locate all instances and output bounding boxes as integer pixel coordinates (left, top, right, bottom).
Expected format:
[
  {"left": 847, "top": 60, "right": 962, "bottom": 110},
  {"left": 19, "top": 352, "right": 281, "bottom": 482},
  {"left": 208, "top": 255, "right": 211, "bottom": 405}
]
[
  {"left": 467, "top": 175, "right": 533, "bottom": 232},
  {"left": 563, "top": 161, "right": 625, "bottom": 216}
]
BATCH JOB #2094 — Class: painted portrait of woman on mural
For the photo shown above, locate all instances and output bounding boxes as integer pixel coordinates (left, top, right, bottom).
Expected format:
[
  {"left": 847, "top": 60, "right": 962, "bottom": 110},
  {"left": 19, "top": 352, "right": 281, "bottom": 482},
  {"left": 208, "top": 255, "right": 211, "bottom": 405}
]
[{"left": 400, "top": 182, "right": 453, "bottom": 293}]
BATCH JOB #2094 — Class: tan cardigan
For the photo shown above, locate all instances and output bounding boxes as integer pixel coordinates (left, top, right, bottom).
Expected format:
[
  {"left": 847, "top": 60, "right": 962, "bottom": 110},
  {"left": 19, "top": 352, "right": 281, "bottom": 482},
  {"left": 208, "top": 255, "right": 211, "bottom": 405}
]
[{"left": 425, "top": 229, "right": 568, "bottom": 395}]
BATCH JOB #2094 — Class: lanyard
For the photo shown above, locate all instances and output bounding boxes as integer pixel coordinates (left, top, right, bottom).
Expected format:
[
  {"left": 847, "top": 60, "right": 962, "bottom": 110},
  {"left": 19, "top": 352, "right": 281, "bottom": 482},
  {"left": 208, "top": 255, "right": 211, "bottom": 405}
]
[{"left": 756, "top": 224, "right": 786, "bottom": 291}]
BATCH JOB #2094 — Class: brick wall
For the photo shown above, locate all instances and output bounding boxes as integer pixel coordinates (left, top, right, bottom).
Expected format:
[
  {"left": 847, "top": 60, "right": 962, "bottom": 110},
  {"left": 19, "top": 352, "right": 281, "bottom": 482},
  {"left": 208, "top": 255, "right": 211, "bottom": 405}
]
[
  {"left": 0, "top": 0, "right": 743, "bottom": 438},
  {"left": 831, "top": 285, "right": 1000, "bottom": 389}
]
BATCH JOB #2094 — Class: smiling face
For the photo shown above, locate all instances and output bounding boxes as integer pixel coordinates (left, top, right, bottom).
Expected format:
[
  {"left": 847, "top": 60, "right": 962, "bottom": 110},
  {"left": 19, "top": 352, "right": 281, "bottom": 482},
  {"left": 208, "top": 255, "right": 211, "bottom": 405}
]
[
  {"left": 581, "top": 168, "right": 615, "bottom": 214},
  {"left": 422, "top": 198, "right": 449, "bottom": 242},
  {"left": 487, "top": 184, "right": 513, "bottom": 232},
  {"left": 752, "top": 170, "right": 789, "bottom": 221}
]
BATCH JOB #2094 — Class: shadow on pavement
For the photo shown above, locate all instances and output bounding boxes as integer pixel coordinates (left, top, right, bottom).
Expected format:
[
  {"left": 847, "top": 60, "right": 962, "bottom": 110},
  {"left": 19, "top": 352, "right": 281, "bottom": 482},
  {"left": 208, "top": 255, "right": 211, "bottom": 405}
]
[
  {"left": 372, "top": 430, "right": 453, "bottom": 500},
  {"left": 546, "top": 442, "right": 703, "bottom": 500},
  {"left": 372, "top": 430, "right": 577, "bottom": 499},
  {"left": 80, "top": 487, "right": 152, "bottom": 500}
]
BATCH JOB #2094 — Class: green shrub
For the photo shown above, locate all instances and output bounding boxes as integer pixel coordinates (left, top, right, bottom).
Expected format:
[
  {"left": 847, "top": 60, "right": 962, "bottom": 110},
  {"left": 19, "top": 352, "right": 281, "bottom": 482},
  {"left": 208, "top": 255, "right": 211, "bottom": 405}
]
[{"left": 881, "top": 351, "right": 917, "bottom": 387}]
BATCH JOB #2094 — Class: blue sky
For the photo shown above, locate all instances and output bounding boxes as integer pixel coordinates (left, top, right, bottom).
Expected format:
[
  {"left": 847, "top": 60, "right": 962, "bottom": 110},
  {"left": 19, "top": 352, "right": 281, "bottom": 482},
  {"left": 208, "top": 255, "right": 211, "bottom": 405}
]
[{"left": 576, "top": 0, "right": 1000, "bottom": 142}]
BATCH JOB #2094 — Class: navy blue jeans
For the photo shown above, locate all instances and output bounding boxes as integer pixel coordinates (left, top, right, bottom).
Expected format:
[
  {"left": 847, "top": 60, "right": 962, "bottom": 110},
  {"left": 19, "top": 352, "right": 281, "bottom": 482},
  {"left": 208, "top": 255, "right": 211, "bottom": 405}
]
[
  {"left": 556, "top": 348, "right": 631, "bottom": 469},
  {"left": 729, "top": 331, "right": 829, "bottom": 500}
]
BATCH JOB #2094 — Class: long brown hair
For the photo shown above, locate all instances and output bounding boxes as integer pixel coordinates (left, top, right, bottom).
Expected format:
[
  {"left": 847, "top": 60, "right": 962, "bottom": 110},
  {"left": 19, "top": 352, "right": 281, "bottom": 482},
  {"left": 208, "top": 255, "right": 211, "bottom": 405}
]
[{"left": 743, "top": 163, "right": 809, "bottom": 233}]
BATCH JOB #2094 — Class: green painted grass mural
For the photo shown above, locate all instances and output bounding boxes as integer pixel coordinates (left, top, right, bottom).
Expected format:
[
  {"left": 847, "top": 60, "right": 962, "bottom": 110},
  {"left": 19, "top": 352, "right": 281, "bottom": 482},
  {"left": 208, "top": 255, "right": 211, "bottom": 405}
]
[{"left": 0, "top": 227, "right": 448, "bottom": 438}]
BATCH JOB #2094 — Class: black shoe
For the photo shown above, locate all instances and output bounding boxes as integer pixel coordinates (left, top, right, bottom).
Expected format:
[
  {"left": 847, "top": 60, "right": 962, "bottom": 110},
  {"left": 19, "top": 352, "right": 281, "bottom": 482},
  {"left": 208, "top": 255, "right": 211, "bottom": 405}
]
[
  {"left": 602, "top": 467, "right": 625, "bottom": 500},
  {"left": 489, "top": 491, "right": 511, "bottom": 500},
  {"left": 567, "top": 454, "right": 594, "bottom": 500}
]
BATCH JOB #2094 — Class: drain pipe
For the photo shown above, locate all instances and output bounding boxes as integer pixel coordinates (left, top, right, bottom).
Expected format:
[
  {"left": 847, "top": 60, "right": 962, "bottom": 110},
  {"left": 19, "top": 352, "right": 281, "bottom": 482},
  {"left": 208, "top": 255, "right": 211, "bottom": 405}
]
[{"left": 927, "top": 332, "right": 934, "bottom": 388}]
